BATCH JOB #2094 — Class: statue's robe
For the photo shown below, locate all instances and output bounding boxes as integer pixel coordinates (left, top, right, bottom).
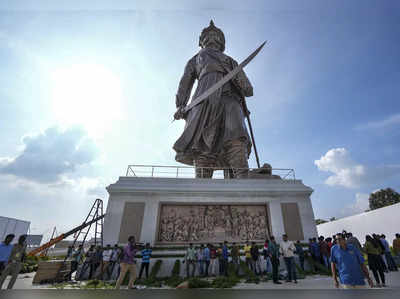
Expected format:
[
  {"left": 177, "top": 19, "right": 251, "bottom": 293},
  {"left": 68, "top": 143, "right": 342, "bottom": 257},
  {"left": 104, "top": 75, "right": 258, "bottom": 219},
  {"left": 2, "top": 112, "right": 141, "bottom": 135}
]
[{"left": 173, "top": 47, "right": 254, "bottom": 167}]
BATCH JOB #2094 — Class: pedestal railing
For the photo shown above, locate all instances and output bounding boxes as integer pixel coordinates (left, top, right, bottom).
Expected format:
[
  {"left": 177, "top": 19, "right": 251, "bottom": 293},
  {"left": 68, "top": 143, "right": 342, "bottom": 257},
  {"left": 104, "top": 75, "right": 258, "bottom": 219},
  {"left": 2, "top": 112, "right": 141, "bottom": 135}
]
[{"left": 125, "top": 164, "right": 296, "bottom": 181}]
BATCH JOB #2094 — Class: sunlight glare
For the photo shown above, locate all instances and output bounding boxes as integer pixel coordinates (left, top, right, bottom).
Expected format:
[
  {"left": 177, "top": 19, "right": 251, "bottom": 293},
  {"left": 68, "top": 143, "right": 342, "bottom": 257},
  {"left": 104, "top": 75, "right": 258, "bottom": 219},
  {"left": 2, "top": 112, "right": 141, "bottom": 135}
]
[{"left": 50, "top": 63, "right": 123, "bottom": 137}]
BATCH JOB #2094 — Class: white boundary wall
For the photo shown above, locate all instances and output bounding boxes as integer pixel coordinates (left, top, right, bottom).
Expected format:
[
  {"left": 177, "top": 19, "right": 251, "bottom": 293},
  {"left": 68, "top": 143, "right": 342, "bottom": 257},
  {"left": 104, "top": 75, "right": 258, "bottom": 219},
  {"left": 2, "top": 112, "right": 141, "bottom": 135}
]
[
  {"left": 0, "top": 216, "right": 30, "bottom": 243},
  {"left": 317, "top": 203, "right": 400, "bottom": 245}
]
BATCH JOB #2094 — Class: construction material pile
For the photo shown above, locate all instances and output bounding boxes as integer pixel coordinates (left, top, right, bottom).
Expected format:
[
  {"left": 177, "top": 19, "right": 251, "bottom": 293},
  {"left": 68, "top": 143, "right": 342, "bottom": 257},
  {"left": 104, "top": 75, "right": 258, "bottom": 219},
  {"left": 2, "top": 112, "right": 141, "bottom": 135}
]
[{"left": 32, "top": 260, "right": 71, "bottom": 284}]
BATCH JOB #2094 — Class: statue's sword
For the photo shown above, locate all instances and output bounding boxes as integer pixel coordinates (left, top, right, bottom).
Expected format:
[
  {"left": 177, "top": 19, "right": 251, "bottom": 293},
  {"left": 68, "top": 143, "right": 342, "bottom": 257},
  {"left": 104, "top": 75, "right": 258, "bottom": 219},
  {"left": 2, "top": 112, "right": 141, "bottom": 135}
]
[{"left": 179, "top": 41, "right": 266, "bottom": 115}]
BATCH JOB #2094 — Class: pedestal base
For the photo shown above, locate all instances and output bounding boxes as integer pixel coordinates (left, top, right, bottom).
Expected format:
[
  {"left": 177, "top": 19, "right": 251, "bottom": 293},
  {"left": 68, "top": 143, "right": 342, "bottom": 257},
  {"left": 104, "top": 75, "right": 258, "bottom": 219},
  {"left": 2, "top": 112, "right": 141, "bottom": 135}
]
[{"left": 103, "top": 177, "right": 318, "bottom": 245}]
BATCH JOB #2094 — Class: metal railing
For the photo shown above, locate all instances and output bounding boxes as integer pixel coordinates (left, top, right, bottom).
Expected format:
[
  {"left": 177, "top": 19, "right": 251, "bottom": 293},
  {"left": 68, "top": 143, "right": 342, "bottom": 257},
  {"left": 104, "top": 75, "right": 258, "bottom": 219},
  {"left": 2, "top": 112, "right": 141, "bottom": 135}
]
[{"left": 125, "top": 165, "right": 296, "bottom": 180}]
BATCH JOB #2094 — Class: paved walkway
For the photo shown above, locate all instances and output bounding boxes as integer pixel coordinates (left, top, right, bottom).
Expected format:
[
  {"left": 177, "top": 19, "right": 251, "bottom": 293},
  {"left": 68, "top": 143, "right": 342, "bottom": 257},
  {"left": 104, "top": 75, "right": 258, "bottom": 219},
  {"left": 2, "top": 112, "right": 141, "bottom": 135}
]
[
  {"left": 3, "top": 271, "right": 400, "bottom": 290},
  {"left": 234, "top": 272, "right": 400, "bottom": 289}
]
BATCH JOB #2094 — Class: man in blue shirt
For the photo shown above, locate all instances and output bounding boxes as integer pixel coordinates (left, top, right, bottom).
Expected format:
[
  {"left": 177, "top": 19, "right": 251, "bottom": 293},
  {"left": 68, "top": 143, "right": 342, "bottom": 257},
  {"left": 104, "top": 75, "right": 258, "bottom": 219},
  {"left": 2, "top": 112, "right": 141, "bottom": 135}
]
[
  {"left": 222, "top": 241, "right": 229, "bottom": 276},
  {"left": 331, "top": 233, "right": 373, "bottom": 289},
  {"left": 203, "top": 244, "right": 211, "bottom": 276},
  {"left": 380, "top": 234, "right": 398, "bottom": 271},
  {"left": 0, "top": 234, "right": 14, "bottom": 274},
  {"left": 311, "top": 238, "right": 320, "bottom": 261},
  {"left": 138, "top": 243, "right": 152, "bottom": 279},
  {"left": 197, "top": 244, "right": 205, "bottom": 276}
]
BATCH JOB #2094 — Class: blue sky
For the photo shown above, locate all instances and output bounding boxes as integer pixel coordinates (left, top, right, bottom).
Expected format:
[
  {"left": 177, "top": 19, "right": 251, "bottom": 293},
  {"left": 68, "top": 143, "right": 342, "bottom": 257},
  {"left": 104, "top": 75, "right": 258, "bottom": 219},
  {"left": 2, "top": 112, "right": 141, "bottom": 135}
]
[{"left": 0, "top": 0, "right": 400, "bottom": 239}]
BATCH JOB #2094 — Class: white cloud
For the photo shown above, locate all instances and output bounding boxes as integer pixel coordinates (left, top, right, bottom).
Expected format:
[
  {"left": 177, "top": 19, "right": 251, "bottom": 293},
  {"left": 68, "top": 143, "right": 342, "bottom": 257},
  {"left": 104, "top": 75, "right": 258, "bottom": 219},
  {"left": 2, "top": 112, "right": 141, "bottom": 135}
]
[
  {"left": 0, "top": 125, "right": 109, "bottom": 241},
  {"left": 355, "top": 113, "right": 400, "bottom": 130},
  {"left": 315, "top": 148, "right": 365, "bottom": 188},
  {"left": 0, "top": 173, "right": 108, "bottom": 200},
  {"left": 315, "top": 148, "right": 400, "bottom": 188},
  {"left": 340, "top": 193, "right": 370, "bottom": 217},
  {"left": 62, "top": 176, "right": 109, "bottom": 198},
  {"left": 0, "top": 126, "right": 99, "bottom": 183}
]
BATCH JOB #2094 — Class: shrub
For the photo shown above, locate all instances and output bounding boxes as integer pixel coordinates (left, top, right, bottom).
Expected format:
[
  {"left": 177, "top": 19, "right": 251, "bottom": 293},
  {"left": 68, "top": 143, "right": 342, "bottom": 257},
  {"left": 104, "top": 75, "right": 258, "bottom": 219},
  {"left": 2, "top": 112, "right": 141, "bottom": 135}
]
[
  {"left": 171, "top": 259, "right": 181, "bottom": 277},
  {"left": 294, "top": 264, "right": 306, "bottom": 279},
  {"left": 239, "top": 261, "right": 259, "bottom": 284},
  {"left": 166, "top": 260, "right": 184, "bottom": 287},
  {"left": 149, "top": 260, "right": 163, "bottom": 279},
  {"left": 135, "top": 260, "right": 164, "bottom": 287},
  {"left": 227, "top": 262, "right": 238, "bottom": 277},
  {"left": 20, "top": 255, "right": 45, "bottom": 273},
  {"left": 305, "top": 256, "right": 331, "bottom": 276}
]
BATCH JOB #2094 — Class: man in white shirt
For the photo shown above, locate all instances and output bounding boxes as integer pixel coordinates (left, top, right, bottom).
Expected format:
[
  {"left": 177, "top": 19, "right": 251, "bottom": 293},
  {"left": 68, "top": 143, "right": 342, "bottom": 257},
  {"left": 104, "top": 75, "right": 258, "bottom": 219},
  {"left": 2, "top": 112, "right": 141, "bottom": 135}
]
[
  {"left": 280, "top": 234, "right": 297, "bottom": 283},
  {"left": 380, "top": 234, "right": 398, "bottom": 271},
  {"left": 108, "top": 245, "right": 121, "bottom": 280},
  {"left": 101, "top": 244, "right": 113, "bottom": 280}
]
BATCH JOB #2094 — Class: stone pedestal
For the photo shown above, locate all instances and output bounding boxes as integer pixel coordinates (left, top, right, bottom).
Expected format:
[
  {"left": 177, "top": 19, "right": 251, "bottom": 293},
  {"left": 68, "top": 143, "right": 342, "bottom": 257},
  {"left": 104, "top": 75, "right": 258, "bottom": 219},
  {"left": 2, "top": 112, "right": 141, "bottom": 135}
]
[{"left": 103, "top": 177, "right": 318, "bottom": 245}]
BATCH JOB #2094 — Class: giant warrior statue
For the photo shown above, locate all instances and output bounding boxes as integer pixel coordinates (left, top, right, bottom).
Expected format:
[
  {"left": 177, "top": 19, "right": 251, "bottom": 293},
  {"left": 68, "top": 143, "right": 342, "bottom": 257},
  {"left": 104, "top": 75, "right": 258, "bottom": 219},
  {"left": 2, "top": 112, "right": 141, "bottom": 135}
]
[{"left": 173, "top": 21, "right": 254, "bottom": 179}]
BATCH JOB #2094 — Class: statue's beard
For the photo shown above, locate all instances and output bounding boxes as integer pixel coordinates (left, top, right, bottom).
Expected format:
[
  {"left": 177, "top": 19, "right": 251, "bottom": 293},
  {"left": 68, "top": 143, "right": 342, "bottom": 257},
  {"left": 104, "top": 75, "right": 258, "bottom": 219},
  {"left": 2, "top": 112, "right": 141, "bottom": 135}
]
[{"left": 202, "top": 37, "right": 223, "bottom": 51}]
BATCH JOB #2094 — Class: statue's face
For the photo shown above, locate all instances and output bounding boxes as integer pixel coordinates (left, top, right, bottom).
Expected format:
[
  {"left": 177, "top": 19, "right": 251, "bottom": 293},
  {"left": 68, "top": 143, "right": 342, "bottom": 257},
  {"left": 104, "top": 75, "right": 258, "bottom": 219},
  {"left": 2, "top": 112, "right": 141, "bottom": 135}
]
[{"left": 201, "top": 30, "right": 224, "bottom": 50}]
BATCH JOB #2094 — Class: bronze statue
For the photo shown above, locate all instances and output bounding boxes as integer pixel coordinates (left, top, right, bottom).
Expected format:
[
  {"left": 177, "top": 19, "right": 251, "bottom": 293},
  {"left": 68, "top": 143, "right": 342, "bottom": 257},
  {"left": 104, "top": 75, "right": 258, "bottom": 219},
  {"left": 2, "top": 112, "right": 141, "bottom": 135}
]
[{"left": 173, "top": 20, "right": 255, "bottom": 178}]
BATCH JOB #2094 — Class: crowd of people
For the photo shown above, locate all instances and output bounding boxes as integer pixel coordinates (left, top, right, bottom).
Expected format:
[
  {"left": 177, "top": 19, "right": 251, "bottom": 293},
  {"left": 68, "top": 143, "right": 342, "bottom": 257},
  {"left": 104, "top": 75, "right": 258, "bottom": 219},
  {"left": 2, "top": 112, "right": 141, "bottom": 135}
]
[
  {"left": 182, "top": 235, "right": 299, "bottom": 284},
  {"left": 67, "top": 243, "right": 122, "bottom": 281},
  {"left": 181, "top": 231, "right": 400, "bottom": 289},
  {"left": 1, "top": 231, "right": 400, "bottom": 289},
  {"left": 63, "top": 236, "right": 153, "bottom": 289},
  {"left": 322, "top": 231, "right": 399, "bottom": 288},
  {"left": 59, "top": 235, "right": 301, "bottom": 287},
  {"left": 44, "top": 235, "right": 303, "bottom": 287}
]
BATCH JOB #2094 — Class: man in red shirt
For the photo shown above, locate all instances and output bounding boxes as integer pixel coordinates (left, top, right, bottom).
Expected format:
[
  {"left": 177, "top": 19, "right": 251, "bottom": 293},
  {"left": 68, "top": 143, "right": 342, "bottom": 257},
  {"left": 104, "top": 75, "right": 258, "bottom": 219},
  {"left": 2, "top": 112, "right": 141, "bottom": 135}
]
[
  {"left": 209, "top": 244, "right": 218, "bottom": 276},
  {"left": 326, "top": 237, "right": 333, "bottom": 250}
]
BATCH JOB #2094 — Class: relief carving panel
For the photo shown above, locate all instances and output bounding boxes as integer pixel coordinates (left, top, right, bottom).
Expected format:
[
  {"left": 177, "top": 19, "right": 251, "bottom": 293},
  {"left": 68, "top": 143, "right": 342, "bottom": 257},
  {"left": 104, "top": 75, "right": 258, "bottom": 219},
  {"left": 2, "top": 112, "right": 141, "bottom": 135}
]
[{"left": 157, "top": 204, "right": 270, "bottom": 243}]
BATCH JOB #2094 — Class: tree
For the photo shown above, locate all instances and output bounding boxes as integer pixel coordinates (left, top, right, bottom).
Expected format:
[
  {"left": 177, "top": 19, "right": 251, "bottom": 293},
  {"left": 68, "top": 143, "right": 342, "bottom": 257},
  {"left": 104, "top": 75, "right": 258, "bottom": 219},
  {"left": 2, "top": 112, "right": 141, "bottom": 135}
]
[
  {"left": 315, "top": 219, "right": 328, "bottom": 225},
  {"left": 329, "top": 217, "right": 336, "bottom": 222},
  {"left": 369, "top": 188, "right": 400, "bottom": 210}
]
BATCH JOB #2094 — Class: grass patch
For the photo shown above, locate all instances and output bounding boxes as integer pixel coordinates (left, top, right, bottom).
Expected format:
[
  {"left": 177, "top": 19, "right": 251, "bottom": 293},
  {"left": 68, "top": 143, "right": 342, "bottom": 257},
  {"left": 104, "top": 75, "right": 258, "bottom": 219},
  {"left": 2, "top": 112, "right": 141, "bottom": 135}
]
[
  {"left": 166, "top": 276, "right": 185, "bottom": 288},
  {"left": 188, "top": 277, "right": 212, "bottom": 288},
  {"left": 81, "top": 279, "right": 115, "bottom": 289}
]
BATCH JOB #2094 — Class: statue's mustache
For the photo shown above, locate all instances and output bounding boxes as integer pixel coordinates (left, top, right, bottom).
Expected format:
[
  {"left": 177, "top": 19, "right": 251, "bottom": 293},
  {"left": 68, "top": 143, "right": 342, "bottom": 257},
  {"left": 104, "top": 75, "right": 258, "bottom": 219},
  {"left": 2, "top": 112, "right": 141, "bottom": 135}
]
[{"left": 203, "top": 36, "right": 221, "bottom": 45}]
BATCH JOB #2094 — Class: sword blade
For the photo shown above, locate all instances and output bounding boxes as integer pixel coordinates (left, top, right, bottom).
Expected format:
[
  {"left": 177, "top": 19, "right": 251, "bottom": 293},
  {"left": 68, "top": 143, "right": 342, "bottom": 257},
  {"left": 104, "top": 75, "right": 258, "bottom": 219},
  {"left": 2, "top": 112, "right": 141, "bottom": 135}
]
[{"left": 182, "top": 41, "right": 266, "bottom": 114}]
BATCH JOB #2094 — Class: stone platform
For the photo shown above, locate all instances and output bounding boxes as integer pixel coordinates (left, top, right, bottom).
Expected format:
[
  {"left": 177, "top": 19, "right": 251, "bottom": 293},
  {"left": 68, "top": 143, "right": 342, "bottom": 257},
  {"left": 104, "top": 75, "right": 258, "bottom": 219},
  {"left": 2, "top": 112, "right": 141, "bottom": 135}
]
[{"left": 103, "top": 176, "right": 318, "bottom": 245}]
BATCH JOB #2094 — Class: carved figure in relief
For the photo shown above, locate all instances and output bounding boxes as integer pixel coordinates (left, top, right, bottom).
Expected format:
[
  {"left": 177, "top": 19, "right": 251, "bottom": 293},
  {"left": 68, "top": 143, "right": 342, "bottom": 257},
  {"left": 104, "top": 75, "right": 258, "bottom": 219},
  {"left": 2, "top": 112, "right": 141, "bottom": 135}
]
[
  {"left": 160, "top": 218, "right": 168, "bottom": 241},
  {"left": 158, "top": 205, "right": 269, "bottom": 243}
]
